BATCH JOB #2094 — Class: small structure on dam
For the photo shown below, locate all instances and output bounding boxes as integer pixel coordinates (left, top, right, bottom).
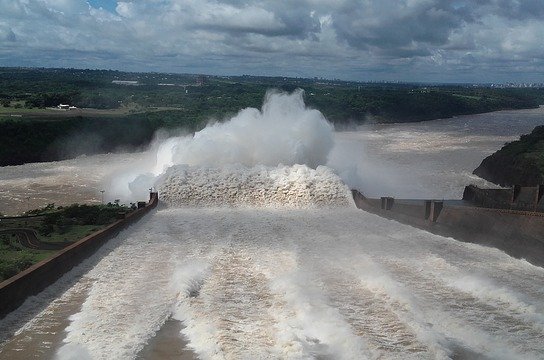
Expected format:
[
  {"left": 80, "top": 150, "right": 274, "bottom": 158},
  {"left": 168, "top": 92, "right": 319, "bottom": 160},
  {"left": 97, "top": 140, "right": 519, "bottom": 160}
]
[{"left": 352, "top": 184, "right": 544, "bottom": 267}]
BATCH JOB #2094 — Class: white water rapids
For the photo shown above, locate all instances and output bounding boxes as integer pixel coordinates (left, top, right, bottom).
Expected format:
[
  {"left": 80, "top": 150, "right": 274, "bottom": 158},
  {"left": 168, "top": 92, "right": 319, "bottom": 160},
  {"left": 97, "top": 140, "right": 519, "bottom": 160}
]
[
  {"left": 1, "top": 93, "right": 544, "bottom": 359},
  {"left": 2, "top": 169, "right": 544, "bottom": 359}
]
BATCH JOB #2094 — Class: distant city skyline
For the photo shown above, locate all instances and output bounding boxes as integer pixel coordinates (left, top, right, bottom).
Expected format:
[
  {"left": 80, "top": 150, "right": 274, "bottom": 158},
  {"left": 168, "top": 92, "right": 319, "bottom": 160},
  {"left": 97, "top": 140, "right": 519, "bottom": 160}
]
[{"left": 1, "top": 1, "right": 544, "bottom": 83}]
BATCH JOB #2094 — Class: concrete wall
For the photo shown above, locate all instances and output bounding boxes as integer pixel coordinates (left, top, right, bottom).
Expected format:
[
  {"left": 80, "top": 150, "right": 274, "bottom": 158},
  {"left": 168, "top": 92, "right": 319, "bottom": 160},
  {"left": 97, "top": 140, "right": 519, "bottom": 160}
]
[
  {"left": 437, "top": 206, "right": 544, "bottom": 264},
  {"left": 462, "top": 185, "right": 513, "bottom": 209},
  {"left": 353, "top": 190, "right": 544, "bottom": 267},
  {"left": 0, "top": 193, "right": 158, "bottom": 319},
  {"left": 463, "top": 184, "right": 544, "bottom": 212},
  {"left": 386, "top": 200, "right": 427, "bottom": 220},
  {"left": 513, "top": 185, "right": 539, "bottom": 210},
  {"left": 539, "top": 185, "right": 544, "bottom": 212}
]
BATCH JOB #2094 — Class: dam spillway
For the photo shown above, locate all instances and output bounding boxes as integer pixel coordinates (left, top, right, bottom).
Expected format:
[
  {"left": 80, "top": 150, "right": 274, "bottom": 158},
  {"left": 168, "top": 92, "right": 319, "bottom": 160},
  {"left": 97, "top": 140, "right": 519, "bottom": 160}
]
[
  {"left": 2, "top": 200, "right": 544, "bottom": 359},
  {"left": 2, "top": 101, "right": 544, "bottom": 359}
]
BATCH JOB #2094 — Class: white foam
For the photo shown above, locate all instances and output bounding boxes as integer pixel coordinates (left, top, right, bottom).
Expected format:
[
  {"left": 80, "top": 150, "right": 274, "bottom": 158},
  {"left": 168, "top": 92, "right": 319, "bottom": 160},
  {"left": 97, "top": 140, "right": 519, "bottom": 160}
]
[
  {"left": 158, "top": 164, "right": 352, "bottom": 208},
  {"left": 108, "top": 89, "right": 336, "bottom": 202},
  {"left": 2, "top": 207, "right": 544, "bottom": 359},
  {"left": 156, "top": 89, "right": 333, "bottom": 171}
]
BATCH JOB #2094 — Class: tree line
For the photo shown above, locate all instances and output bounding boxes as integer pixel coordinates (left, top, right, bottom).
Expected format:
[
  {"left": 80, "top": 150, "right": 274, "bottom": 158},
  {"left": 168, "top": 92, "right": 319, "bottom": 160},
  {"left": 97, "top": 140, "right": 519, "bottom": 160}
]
[{"left": 1, "top": 67, "right": 544, "bottom": 166}]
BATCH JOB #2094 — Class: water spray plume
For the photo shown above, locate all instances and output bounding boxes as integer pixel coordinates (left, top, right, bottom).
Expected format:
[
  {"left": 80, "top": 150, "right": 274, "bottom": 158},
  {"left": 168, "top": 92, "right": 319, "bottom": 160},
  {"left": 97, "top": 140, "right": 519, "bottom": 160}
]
[
  {"left": 108, "top": 89, "right": 340, "bottom": 205},
  {"left": 154, "top": 89, "right": 333, "bottom": 171}
]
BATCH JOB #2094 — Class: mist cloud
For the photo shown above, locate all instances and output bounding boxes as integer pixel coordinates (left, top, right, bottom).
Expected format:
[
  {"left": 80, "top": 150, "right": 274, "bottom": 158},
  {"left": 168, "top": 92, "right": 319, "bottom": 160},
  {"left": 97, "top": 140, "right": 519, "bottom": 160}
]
[
  {"left": 154, "top": 89, "right": 333, "bottom": 172},
  {"left": 108, "top": 89, "right": 335, "bottom": 200}
]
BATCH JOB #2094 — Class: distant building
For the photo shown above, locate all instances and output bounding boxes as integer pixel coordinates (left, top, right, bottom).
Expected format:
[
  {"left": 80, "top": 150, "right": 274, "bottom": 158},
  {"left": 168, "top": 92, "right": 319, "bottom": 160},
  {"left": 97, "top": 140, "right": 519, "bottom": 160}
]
[
  {"left": 196, "top": 76, "right": 207, "bottom": 86},
  {"left": 112, "top": 80, "right": 139, "bottom": 86},
  {"left": 57, "top": 104, "right": 77, "bottom": 110}
]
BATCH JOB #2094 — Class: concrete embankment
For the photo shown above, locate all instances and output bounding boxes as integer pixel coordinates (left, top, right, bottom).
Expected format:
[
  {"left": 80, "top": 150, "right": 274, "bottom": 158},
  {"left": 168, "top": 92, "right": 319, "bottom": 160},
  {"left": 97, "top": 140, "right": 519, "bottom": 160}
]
[
  {"left": 0, "top": 193, "right": 158, "bottom": 319},
  {"left": 352, "top": 190, "right": 544, "bottom": 267}
]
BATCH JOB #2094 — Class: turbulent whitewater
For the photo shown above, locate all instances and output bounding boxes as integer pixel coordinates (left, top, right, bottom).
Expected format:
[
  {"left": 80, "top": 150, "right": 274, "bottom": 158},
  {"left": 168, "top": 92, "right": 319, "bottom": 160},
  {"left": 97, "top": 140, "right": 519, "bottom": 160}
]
[
  {"left": 1, "top": 92, "right": 544, "bottom": 360},
  {"left": 158, "top": 164, "right": 351, "bottom": 208},
  {"left": 110, "top": 89, "right": 335, "bottom": 202},
  {"left": 3, "top": 205, "right": 544, "bottom": 360}
]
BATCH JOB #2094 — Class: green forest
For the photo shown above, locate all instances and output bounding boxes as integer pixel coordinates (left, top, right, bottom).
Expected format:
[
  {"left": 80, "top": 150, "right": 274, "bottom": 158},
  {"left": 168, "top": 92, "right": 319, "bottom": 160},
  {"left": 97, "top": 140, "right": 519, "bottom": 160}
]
[
  {"left": 2, "top": 67, "right": 544, "bottom": 166},
  {"left": 474, "top": 125, "right": 544, "bottom": 186}
]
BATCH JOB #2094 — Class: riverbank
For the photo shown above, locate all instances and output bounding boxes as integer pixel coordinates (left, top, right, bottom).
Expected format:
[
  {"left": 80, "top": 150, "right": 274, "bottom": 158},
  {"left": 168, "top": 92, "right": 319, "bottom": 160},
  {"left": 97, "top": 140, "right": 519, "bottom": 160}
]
[
  {"left": 2, "top": 69, "right": 543, "bottom": 167},
  {"left": 473, "top": 125, "right": 544, "bottom": 186},
  {"left": 2, "top": 101, "right": 540, "bottom": 168}
]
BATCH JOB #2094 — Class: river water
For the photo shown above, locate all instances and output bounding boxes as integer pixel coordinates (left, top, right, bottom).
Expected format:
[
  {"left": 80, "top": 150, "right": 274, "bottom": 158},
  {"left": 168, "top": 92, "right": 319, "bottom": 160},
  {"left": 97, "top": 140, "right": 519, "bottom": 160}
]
[
  {"left": 2, "top": 107, "right": 543, "bottom": 215},
  {"left": 330, "top": 106, "right": 544, "bottom": 199},
  {"left": 0, "top": 107, "right": 543, "bottom": 359}
]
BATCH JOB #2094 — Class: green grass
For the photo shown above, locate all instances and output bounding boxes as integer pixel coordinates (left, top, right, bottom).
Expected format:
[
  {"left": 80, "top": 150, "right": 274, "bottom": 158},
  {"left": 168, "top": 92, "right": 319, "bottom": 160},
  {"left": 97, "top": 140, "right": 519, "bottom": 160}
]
[
  {"left": 0, "top": 220, "right": 102, "bottom": 282},
  {"left": 0, "top": 106, "right": 48, "bottom": 114},
  {"left": 0, "top": 222, "right": 104, "bottom": 281},
  {"left": 0, "top": 102, "right": 184, "bottom": 119},
  {"left": 37, "top": 224, "right": 102, "bottom": 244},
  {"left": 0, "top": 106, "right": 129, "bottom": 117},
  {"left": 0, "top": 203, "right": 134, "bottom": 282},
  {"left": 0, "top": 216, "right": 44, "bottom": 230},
  {"left": 0, "top": 234, "right": 54, "bottom": 282}
]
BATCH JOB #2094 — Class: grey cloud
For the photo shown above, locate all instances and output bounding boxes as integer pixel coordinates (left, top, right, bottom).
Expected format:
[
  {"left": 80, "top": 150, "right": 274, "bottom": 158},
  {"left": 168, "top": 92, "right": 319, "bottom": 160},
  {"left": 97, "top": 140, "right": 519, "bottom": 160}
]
[
  {"left": 0, "top": 0, "right": 27, "bottom": 18},
  {"left": 331, "top": 0, "right": 471, "bottom": 52},
  {"left": 490, "top": 0, "right": 544, "bottom": 20},
  {"left": 0, "top": 24, "right": 16, "bottom": 42},
  {"left": 187, "top": 2, "right": 321, "bottom": 39},
  {"left": 0, "top": 0, "right": 544, "bottom": 82}
]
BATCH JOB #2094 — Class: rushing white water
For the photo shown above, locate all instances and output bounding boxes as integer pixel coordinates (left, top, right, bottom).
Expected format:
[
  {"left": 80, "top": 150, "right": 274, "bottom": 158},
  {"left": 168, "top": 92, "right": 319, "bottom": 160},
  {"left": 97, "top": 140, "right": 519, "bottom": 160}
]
[
  {"left": 1, "top": 97, "right": 544, "bottom": 359},
  {"left": 154, "top": 89, "right": 333, "bottom": 170},
  {"left": 16, "top": 204, "right": 539, "bottom": 360},
  {"left": 109, "top": 89, "right": 335, "bottom": 202},
  {"left": 158, "top": 164, "right": 352, "bottom": 208},
  {"left": 1, "top": 165, "right": 543, "bottom": 359}
]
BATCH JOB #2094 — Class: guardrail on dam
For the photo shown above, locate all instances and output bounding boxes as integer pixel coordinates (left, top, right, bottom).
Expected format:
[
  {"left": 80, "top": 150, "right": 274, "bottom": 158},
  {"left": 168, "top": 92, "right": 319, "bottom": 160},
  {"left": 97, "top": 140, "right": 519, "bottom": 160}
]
[
  {"left": 0, "top": 192, "right": 159, "bottom": 319},
  {"left": 352, "top": 189, "right": 544, "bottom": 267}
]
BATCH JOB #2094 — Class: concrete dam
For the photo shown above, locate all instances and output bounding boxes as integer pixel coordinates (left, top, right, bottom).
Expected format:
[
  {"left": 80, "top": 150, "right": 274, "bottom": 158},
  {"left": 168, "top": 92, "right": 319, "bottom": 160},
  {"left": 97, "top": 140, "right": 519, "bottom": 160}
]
[
  {"left": 2, "top": 94, "right": 544, "bottom": 359},
  {"left": 1, "top": 165, "right": 544, "bottom": 360},
  {"left": 353, "top": 184, "right": 544, "bottom": 267}
]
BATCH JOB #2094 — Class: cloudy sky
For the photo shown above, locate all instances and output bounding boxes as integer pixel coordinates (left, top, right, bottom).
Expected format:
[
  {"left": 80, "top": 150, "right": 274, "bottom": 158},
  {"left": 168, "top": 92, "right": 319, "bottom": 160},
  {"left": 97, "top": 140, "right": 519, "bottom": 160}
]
[{"left": 1, "top": 0, "right": 543, "bottom": 83}]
